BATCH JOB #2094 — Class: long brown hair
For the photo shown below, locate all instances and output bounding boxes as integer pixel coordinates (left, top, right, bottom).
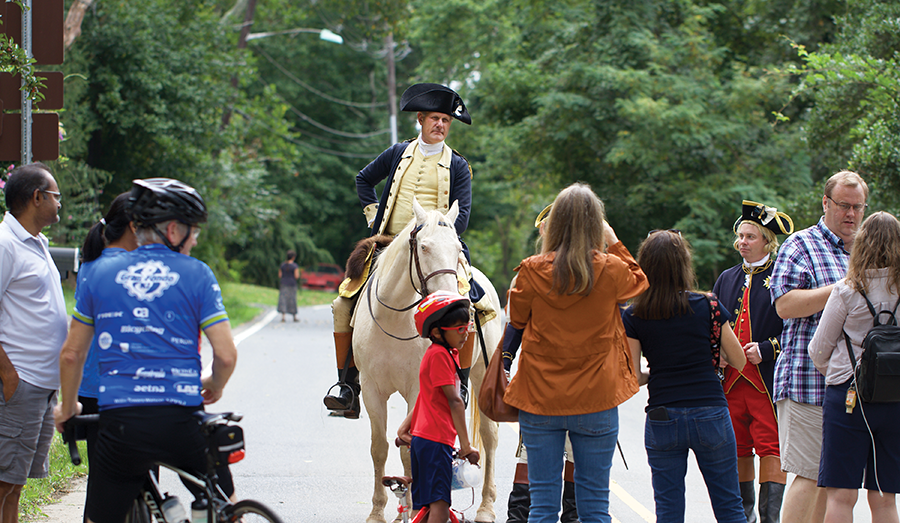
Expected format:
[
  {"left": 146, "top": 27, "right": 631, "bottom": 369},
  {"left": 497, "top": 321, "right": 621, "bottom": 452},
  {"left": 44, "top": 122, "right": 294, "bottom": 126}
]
[
  {"left": 631, "top": 230, "right": 697, "bottom": 319},
  {"left": 541, "top": 183, "right": 607, "bottom": 296},
  {"left": 846, "top": 211, "right": 900, "bottom": 295}
]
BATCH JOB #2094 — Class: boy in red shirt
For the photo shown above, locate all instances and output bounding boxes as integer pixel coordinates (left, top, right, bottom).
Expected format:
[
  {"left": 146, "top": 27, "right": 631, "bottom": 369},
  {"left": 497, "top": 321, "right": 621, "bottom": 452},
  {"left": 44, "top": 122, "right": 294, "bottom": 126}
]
[{"left": 399, "top": 291, "right": 480, "bottom": 523}]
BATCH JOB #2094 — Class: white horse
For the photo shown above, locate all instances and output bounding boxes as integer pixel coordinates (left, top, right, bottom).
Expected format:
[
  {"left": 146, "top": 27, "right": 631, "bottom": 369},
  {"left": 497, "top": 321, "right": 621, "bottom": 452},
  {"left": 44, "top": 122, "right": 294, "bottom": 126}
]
[{"left": 352, "top": 199, "right": 502, "bottom": 523}]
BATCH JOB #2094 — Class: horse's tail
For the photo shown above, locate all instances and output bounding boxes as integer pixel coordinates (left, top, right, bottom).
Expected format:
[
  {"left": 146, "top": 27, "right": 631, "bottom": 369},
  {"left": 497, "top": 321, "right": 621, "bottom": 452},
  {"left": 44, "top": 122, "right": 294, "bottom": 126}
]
[{"left": 470, "top": 392, "right": 484, "bottom": 452}]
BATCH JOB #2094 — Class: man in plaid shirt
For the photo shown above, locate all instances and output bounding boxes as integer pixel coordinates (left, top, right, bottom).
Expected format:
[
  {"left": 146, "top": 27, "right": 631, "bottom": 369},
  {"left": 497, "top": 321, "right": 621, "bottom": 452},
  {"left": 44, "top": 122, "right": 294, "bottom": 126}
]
[{"left": 769, "top": 170, "right": 868, "bottom": 523}]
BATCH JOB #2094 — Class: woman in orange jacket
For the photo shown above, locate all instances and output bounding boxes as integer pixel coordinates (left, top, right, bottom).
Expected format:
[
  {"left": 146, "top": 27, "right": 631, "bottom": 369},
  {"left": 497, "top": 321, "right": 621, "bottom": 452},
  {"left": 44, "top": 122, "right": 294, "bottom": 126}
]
[{"left": 504, "top": 183, "right": 648, "bottom": 523}]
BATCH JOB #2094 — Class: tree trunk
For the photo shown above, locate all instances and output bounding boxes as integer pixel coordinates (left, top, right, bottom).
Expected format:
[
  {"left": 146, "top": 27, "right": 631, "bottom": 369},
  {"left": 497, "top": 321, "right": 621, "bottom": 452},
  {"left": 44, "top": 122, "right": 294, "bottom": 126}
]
[{"left": 63, "top": 0, "right": 95, "bottom": 50}]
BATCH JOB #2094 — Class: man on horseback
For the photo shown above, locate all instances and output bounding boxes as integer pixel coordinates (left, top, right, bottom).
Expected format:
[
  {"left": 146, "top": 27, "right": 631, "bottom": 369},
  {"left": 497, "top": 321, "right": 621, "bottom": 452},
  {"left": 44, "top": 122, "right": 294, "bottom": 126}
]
[{"left": 325, "top": 83, "right": 490, "bottom": 419}]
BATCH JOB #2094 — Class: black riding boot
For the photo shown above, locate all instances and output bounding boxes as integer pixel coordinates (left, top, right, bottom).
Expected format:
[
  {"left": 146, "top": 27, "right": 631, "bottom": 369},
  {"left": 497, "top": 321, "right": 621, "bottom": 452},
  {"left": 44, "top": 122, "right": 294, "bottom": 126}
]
[
  {"left": 740, "top": 481, "right": 758, "bottom": 523},
  {"left": 561, "top": 480, "right": 580, "bottom": 523},
  {"left": 758, "top": 482, "right": 785, "bottom": 523},
  {"left": 507, "top": 482, "right": 530, "bottom": 523},
  {"left": 323, "top": 366, "right": 360, "bottom": 419}
]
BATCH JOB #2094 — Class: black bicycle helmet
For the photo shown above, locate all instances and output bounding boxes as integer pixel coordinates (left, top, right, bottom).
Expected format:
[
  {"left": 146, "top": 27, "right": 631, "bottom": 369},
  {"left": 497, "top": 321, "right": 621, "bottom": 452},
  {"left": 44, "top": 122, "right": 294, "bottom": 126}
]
[{"left": 129, "top": 178, "right": 208, "bottom": 227}]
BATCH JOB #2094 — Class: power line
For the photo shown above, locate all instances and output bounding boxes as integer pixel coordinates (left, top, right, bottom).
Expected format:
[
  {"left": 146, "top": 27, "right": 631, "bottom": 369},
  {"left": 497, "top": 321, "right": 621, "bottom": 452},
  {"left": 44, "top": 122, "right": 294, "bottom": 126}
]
[
  {"left": 254, "top": 78, "right": 390, "bottom": 140},
  {"left": 288, "top": 105, "right": 390, "bottom": 139},
  {"left": 254, "top": 46, "right": 387, "bottom": 109},
  {"left": 236, "top": 109, "right": 380, "bottom": 159}
]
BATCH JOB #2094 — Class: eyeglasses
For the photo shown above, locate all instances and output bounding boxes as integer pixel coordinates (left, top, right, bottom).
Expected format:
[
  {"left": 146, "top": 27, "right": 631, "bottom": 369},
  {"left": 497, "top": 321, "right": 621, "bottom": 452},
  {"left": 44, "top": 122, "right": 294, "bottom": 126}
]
[
  {"left": 647, "top": 229, "right": 681, "bottom": 238},
  {"left": 826, "top": 195, "right": 867, "bottom": 213},
  {"left": 439, "top": 322, "right": 473, "bottom": 335},
  {"left": 191, "top": 226, "right": 202, "bottom": 239},
  {"left": 41, "top": 190, "right": 62, "bottom": 202}
]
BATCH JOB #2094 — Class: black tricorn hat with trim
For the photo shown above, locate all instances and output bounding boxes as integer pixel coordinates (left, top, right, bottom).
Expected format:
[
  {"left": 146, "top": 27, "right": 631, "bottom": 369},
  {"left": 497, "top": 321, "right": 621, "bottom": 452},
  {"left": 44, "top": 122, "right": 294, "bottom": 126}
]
[
  {"left": 400, "top": 83, "right": 471, "bottom": 125},
  {"left": 733, "top": 200, "right": 794, "bottom": 235}
]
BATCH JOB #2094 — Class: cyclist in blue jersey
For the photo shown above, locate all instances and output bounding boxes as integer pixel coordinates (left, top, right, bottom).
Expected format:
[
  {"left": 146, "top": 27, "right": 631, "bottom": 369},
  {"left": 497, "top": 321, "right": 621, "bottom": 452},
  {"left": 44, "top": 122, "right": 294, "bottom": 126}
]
[{"left": 54, "top": 178, "right": 238, "bottom": 523}]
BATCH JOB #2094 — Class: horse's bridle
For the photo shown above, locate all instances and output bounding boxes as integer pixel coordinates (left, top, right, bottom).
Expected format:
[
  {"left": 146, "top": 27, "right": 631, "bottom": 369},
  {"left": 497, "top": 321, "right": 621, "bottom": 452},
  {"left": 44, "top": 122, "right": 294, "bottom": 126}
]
[
  {"left": 408, "top": 222, "right": 458, "bottom": 297},
  {"left": 366, "top": 221, "right": 459, "bottom": 341}
]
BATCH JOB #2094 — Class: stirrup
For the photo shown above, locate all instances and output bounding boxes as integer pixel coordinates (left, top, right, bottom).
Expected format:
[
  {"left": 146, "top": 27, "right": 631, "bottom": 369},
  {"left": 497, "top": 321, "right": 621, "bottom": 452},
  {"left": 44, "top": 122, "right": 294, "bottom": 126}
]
[{"left": 323, "top": 382, "right": 355, "bottom": 411}]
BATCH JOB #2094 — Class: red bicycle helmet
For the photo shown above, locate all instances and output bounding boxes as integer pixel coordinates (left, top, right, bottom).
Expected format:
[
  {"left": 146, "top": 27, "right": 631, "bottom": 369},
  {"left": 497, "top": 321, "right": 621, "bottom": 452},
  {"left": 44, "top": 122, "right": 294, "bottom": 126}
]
[{"left": 415, "top": 291, "right": 470, "bottom": 338}]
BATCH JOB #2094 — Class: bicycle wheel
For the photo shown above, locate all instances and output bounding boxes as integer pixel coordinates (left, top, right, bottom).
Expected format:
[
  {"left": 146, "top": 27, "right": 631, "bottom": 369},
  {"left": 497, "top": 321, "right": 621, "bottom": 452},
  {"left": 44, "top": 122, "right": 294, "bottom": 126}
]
[
  {"left": 225, "top": 499, "right": 285, "bottom": 523},
  {"left": 124, "top": 498, "right": 151, "bottom": 523}
]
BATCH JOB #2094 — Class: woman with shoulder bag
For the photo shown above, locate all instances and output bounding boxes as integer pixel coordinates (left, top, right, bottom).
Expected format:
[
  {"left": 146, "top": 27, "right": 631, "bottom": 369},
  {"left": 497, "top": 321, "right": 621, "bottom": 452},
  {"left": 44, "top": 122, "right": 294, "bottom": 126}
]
[
  {"left": 504, "top": 183, "right": 648, "bottom": 523},
  {"left": 622, "top": 230, "right": 747, "bottom": 523},
  {"left": 808, "top": 211, "right": 900, "bottom": 523}
]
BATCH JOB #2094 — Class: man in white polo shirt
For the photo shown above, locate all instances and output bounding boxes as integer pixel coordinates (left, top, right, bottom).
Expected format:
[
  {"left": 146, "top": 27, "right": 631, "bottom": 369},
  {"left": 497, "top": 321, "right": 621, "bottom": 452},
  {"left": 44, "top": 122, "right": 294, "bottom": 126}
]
[{"left": 0, "top": 162, "right": 68, "bottom": 522}]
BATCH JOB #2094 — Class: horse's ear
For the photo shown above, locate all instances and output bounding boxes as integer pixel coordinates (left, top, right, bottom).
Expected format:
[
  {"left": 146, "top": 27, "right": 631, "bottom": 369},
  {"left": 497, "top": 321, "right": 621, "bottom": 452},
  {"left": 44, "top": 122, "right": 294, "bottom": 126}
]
[
  {"left": 445, "top": 200, "right": 459, "bottom": 226},
  {"left": 413, "top": 197, "right": 427, "bottom": 225}
]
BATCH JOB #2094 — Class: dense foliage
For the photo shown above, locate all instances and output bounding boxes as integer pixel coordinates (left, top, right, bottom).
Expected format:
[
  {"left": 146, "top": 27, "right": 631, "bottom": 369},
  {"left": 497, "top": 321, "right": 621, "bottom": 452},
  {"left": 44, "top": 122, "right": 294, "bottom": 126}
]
[{"left": 10, "top": 0, "right": 894, "bottom": 293}]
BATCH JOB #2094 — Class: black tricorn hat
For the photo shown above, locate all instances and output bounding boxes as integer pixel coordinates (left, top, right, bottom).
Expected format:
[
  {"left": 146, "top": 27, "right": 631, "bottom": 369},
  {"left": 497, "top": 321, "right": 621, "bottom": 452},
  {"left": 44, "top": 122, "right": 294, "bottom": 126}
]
[
  {"left": 400, "top": 83, "right": 471, "bottom": 125},
  {"left": 733, "top": 200, "right": 794, "bottom": 235}
]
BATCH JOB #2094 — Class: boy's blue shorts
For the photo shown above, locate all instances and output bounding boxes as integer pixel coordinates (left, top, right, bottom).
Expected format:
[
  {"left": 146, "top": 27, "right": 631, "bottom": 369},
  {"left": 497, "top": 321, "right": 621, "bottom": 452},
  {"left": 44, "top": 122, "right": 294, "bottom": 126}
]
[{"left": 410, "top": 436, "right": 453, "bottom": 509}]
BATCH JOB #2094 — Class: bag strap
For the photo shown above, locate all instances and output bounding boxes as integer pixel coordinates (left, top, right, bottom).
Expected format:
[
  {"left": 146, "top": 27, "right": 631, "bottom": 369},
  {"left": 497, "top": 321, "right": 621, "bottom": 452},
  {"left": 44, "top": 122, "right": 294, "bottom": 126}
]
[
  {"left": 859, "top": 288, "right": 900, "bottom": 327},
  {"left": 843, "top": 329, "right": 858, "bottom": 373},
  {"left": 441, "top": 345, "right": 466, "bottom": 381},
  {"left": 845, "top": 288, "right": 900, "bottom": 371},
  {"left": 475, "top": 313, "right": 490, "bottom": 370}
]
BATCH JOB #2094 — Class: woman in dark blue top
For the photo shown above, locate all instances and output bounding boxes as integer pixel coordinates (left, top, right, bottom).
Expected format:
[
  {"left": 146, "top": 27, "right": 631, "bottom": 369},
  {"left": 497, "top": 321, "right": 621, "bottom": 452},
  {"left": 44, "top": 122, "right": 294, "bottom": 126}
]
[{"left": 622, "top": 230, "right": 747, "bottom": 523}]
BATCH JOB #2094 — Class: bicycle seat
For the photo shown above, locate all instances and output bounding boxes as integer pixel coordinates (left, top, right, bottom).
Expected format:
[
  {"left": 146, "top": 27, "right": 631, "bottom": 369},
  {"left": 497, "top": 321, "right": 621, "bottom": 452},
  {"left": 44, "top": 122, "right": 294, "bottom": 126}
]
[
  {"left": 382, "top": 476, "right": 412, "bottom": 488},
  {"left": 192, "top": 411, "right": 243, "bottom": 428}
]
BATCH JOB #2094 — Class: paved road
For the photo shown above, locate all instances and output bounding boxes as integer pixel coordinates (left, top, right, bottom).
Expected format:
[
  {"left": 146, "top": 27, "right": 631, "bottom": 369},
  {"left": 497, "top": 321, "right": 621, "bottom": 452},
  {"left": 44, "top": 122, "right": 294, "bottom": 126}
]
[{"left": 40, "top": 303, "right": 886, "bottom": 522}]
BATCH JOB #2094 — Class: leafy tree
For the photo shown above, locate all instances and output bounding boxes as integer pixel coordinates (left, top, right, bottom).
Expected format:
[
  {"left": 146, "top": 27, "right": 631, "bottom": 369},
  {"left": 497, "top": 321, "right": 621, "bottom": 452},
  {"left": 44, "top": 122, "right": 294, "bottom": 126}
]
[
  {"left": 412, "top": 0, "right": 822, "bottom": 288},
  {"left": 784, "top": 0, "right": 900, "bottom": 212},
  {"left": 239, "top": 1, "right": 423, "bottom": 276}
]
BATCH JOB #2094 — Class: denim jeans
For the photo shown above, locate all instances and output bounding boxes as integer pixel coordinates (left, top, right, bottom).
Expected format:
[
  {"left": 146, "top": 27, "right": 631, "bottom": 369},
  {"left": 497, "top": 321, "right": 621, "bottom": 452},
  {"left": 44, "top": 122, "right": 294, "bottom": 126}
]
[
  {"left": 519, "top": 408, "right": 618, "bottom": 523},
  {"left": 644, "top": 406, "right": 744, "bottom": 523}
]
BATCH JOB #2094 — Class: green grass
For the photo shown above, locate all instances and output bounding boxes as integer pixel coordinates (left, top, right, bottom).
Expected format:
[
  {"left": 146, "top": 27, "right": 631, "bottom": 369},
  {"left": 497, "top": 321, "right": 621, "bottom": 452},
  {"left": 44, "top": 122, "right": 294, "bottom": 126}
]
[
  {"left": 20, "top": 439, "right": 89, "bottom": 520},
  {"left": 20, "top": 282, "right": 336, "bottom": 520},
  {"left": 221, "top": 282, "right": 336, "bottom": 325}
]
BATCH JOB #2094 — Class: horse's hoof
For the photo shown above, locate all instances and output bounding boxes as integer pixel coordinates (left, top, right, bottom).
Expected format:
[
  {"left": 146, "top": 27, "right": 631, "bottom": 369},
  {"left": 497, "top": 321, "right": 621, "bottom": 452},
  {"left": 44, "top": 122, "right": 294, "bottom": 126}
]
[{"left": 474, "top": 508, "right": 495, "bottom": 523}]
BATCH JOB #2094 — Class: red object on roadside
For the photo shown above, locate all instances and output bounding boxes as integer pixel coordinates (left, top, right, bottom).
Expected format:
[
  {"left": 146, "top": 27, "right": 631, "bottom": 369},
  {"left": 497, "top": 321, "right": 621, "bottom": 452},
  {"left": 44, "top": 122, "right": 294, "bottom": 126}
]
[{"left": 300, "top": 263, "right": 344, "bottom": 292}]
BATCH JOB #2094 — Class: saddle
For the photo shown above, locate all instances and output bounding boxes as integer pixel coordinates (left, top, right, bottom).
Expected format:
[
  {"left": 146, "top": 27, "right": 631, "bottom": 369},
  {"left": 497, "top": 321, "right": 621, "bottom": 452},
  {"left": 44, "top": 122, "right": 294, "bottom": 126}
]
[{"left": 338, "top": 233, "right": 497, "bottom": 323}]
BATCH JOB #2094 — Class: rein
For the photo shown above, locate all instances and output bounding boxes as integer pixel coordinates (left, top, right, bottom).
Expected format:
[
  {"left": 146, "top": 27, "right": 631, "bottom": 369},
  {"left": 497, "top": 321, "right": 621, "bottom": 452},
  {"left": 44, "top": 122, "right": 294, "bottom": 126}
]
[
  {"left": 408, "top": 223, "right": 458, "bottom": 297},
  {"left": 366, "top": 221, "right": 459, "bottom": 341}
]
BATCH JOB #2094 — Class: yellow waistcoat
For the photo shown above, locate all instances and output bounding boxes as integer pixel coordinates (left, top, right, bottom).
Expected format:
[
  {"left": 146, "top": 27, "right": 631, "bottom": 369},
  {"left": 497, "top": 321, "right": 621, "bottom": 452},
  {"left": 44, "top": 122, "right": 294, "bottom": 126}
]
[{"left": 363, "top": 141, "right": 454, "bottom": 236}]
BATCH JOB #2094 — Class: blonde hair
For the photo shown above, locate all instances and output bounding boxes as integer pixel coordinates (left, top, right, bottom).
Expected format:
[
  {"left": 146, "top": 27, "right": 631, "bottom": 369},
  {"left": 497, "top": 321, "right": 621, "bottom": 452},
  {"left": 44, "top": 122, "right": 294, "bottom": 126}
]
[
  {"left": 824, "top": 170, "right": 869, "bottom": 201},
  {"left": 732, "top": 221, "right": 780, "bottom": 255},
  {"left": 541, "top": 183, "right": 607, "bottom": 296},
  {"left": 631, "top": 231, "right": 697, "bottom": 320},
  {"left": 846, "top": 212, "right": 900, "bottom": 295}
]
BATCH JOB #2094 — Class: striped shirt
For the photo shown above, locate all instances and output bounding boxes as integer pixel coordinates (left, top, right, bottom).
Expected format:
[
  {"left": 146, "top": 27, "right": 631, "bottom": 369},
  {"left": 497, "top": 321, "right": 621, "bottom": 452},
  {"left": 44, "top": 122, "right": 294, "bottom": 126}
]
[{"left": 770, "top": 217, "right": 849, "bottom": 406}]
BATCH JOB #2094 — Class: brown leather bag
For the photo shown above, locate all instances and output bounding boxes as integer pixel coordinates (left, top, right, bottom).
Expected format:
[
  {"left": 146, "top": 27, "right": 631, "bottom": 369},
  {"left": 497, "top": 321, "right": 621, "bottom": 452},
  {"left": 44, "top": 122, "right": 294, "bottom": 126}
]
[{"left": 478, "top": 342, "right": 519, "bottom": 423}]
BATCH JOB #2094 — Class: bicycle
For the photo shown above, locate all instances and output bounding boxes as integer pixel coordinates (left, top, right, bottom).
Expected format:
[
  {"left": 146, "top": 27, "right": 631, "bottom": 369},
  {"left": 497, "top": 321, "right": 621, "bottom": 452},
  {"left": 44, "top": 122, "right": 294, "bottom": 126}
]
[
  {"left": 63, "top": 411, "right": 284, "bottom": 523},
  {"left": 382, "top": 438, "right": 478, "bottom": 523}
]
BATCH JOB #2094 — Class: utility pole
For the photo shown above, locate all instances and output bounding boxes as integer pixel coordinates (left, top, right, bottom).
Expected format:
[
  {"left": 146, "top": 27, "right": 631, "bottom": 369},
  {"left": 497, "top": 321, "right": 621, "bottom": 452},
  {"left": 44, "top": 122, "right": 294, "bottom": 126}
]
[
  {"left": 222, "top": 0, "right": 257, "bottom": 127},
  {"left": 22, "top": 0, "right": 33, "bottom": 164},
  {"left": 386, "top": 33, "right": 397, "bottom": 145}
]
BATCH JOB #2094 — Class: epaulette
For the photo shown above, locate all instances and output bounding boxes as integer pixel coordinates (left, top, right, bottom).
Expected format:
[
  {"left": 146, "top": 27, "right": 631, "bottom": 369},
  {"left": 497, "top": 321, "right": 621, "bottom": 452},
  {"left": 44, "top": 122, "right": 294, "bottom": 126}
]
[{"left": 452, "top": 148, "right": 474, "bottom": 179}]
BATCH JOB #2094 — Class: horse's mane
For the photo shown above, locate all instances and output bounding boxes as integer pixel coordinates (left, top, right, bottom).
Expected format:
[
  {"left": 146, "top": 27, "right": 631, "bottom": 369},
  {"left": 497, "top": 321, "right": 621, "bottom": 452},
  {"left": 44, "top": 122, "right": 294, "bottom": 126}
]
[{"left": 373, "top": 210, "right": 446, "bottom": 276}]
